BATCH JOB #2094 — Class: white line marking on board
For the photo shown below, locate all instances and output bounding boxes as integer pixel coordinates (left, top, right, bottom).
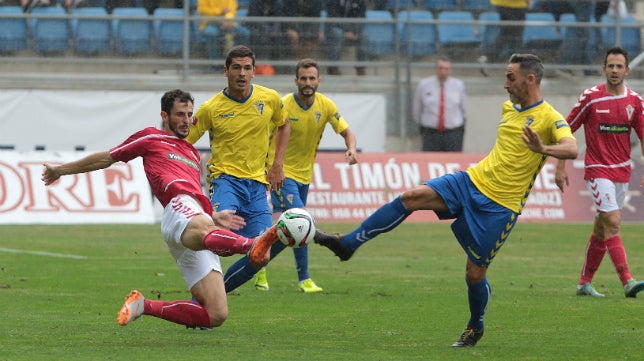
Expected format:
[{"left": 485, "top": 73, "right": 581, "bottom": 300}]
[{"left": 0, "top": 247, "right": 87, "bottom": 259}]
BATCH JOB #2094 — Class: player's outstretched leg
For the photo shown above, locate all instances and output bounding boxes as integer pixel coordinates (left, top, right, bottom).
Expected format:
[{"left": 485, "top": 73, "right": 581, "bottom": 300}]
[
  {"left": 314, "top": 196, "right": 411, "bottom": 261},
  {"left": 314, "top": 196, "right": 412, "bottom": 261},
  {"left": 225, "top": 234, "right": 288, "bottom": 293},
  {"left": 117, "top": 290, "right": 145, "bottom": 326},
  {"left": 313, "top": 230, "right": 354, "bottom": 261},
  {"left": 247, "top": 224, "right": 278, "bottom": 268}
]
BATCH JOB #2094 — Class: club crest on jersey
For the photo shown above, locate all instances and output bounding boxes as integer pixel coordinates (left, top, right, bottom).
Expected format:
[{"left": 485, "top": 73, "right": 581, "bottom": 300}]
[
  {"left": 255, "top": 100, "right": 265, "bottom": 115},
  {"left": 315, "top": 111, "right": 322, "bottom": 123},
  {"left": 626, "top": 104, "right": 634, "bottom": 120},
  {"left": 334, "top": 112, "right": 341, "bottom": 121},
  {"left": 525, "top": 115, "right": 534, "bottom": 127}
]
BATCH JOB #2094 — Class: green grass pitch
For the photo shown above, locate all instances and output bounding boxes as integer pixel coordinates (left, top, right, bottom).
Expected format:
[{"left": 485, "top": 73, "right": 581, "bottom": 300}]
[{"left": 1, "top": 222, "right": 642, "bottom": 360}]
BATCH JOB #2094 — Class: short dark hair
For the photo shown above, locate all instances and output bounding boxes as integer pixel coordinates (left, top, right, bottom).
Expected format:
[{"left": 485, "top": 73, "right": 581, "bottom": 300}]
[
  {"left": 295, "top": 58, "right": 318, "bottom": 77},
  {"left": 509, "top": 53, "right": 544, "bottom": 84},
  {"left": 161, "top": 89, "right": 194, "bottom": 114},
  {"left": 225, "top": 45, "right": 256, "bottom": 68},
  {"left": 604, "top": 46, "right": 629, "bottom": 67}
]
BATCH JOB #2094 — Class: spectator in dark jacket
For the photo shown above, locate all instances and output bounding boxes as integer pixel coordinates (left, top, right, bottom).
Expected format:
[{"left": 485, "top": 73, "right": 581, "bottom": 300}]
[{"left": 325, "top": 0, "right": 367, "bottom": 75}]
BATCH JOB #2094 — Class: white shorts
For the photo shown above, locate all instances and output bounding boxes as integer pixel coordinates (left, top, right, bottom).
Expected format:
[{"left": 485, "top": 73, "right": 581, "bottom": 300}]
[
  {"left": 160, "top": 194, "right": 222, "bottom": 289},
  {"left": 585, "top": 178, "right": 627, "bottom": 215}
]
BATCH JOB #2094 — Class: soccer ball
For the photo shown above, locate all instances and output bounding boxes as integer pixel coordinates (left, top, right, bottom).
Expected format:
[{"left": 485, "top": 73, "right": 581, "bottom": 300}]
[{"left": 276, "top": 208, "right": 316, "bottom": 248}]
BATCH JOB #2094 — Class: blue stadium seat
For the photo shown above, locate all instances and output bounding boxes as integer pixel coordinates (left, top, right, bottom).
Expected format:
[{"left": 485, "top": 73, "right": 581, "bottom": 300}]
[
  {"left": 601, "top": 14, "right": 640, "bottom": 57},
  {"left": 0, "top": 6, "right": 28, "bottom": 53},
  {"left": 398, "top": 10, "right": 436, "bottom": 57},
  {"left": 112, "top": 7, "right": 152, "bottom": 54},
  {"left": 523, "top": 12, "right": 562, "bottom": 52},
  {"left": 559, "top": 13, "right": 598, "bottom": 56},
  {"left": 153, "top": 8, "right": 186, "bottom": 55},
  {"left": 71, "top": 7, "right": 111, "bottom": 54},
  {"left": 478, "top": 11, "right": 499, "bottom": 55},
  {"left": 364, "top": 10, "right": 395, "bottom": 57},
  {"left": 31, "top": 6, "right": 70, "bottom": 54},
  {"left": 558, "top": 13, "right": 576, "bottom": 46},
  {"left": 437, "top": 11, "right": 479, "bottom": 49}
]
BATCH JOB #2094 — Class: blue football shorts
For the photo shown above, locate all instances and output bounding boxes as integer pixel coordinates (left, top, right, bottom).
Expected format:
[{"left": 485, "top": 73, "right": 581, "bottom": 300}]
[
  {"left": 210, "top": 174, "right": 272, "bottom": 238},
  {"left": 270, "top": 177, "right": 309, "bottom": 212},
  {"left": 425, "top": 171, "right": 519, "bottom": 267}
]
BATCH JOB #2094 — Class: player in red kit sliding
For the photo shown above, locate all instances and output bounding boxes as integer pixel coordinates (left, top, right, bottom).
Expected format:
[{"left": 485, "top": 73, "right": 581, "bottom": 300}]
[{"left": 42, "top": 89, "right": 280, "bottom": 330}]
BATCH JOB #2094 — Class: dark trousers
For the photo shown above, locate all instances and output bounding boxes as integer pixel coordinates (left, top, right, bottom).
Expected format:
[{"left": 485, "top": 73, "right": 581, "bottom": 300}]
[
  {"left": 420, "top": 126, "right": 465, "bottom": 152},
  {"left": 487, "top": 6, "right": 527, "bottom": 62}
]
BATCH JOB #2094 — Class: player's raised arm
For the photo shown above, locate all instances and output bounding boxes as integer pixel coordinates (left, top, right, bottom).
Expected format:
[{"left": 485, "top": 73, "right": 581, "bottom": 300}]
[
  {"left": 521, "top": 126, "right": 577, "bottom": 160},
  {"left": 42, "top": 151, "right": 116, "bottom": 186}
]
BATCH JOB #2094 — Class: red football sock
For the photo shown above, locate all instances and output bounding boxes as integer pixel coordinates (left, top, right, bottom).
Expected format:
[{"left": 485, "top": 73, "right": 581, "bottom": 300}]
[
  {"left": 606, "top": 235, "right": 632, "bottom": 285},
  {"left": 144, "top": 299, "right": 211, "bottom": 328},
  {"left": 579, "top": 234, "right": 607, "bottom": 285},
  {"left": 203, "top": 228, "right": 253, "bottom": 256}
]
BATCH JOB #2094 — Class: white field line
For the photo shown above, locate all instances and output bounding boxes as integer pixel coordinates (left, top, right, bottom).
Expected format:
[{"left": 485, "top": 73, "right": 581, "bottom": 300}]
[{"left": 0, "top": 247, "right": 87, "bottom": 259}]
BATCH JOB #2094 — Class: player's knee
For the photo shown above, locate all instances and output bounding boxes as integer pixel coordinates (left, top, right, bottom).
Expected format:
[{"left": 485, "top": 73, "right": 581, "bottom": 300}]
[
  {"left": 401, "top": 186, "right": 433, "bottom": 211},
  {"left": 209, "top": 310, "right": 228, "bottom": 328},
  {"left": 465, "top": 262, "right": 487, "bottom": 284}
]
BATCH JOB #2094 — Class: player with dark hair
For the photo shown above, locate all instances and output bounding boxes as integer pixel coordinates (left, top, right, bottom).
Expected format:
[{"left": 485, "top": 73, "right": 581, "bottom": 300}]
[
  {"left": 256, "top": 58, "right": 358, "bottom": 292},
  {"left": 187, "top": 45, "right": 291, "bottom": 292},
  {"left": 315, "top": 54, "right": 579, "bottom": 347},
  {"left": 42, "top": 89, "right": 278, "bottom": 330},
  {"left": 557, "top": 46, "right": 644, "bottom": 298}
]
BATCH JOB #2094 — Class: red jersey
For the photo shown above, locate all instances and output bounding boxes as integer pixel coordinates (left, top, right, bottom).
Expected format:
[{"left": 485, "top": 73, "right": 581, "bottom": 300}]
[
  {"left": 566, "top": 84, "right": 644, "bottom": 182},
  {"left": 109, "top": 127, "right": 212, "bottom": 215}
]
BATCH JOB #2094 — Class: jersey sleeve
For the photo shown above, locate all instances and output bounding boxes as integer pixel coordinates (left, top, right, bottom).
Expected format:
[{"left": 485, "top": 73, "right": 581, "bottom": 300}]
[
  {"left": 552, "top": 118, "right": 575, "bottom": 144},
  {"left": 634, "top": 95, "right": 644, "bottom": 140},
  {"left": 109, "top": 129, "right": 149, "bottom": 162},
  {"left": 186, "top": 101, "right": 210, "bottom": 144},
  {"left": 271, "top": 95, "right": 288, "bottom": 128},
  {"left": 566, "top": 88, "right": 592, "bottom": 133},
  {"left": 325, "top": 98, "right": 349, "bottom": 134}
]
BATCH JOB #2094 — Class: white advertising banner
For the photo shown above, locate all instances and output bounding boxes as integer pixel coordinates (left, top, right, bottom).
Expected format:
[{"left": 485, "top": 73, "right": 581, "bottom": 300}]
[
  {"left": 0, "top": 151, "right": 155, "bottom": 224},
  {"left": 0, "top": 90, "right": 385, "bottom": 153}
]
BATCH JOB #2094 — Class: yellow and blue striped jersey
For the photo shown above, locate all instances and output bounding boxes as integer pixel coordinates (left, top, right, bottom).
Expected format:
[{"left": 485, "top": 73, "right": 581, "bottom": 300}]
[
  {"left": 269, "top": 92, "right": 349, "bottom": 184},
  {"left": 467, "top": 100, "right": 574, "bottom": 213},
  {"left": 188, "top": 84, "right": 287, "bottom": 184}
]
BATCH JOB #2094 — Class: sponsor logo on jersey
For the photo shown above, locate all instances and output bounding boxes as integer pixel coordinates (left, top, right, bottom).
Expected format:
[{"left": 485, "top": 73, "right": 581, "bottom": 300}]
[
  {"left": 167, "top": 152, "right": 200, "bottom": 170},
  {"left": 598, "top": 123, "right": 630, "bottom": 133}
]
